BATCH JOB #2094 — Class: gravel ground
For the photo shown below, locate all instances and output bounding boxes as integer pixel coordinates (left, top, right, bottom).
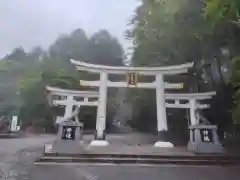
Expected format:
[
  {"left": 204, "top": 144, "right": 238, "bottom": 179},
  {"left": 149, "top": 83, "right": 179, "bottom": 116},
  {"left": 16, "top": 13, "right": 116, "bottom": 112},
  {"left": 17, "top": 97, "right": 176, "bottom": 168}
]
[
  {"left": 0, "top": 135, "right": 55, "bottom": 180},
  {"left": 0, "top": 147, "right": 42, "bottom": 180}
]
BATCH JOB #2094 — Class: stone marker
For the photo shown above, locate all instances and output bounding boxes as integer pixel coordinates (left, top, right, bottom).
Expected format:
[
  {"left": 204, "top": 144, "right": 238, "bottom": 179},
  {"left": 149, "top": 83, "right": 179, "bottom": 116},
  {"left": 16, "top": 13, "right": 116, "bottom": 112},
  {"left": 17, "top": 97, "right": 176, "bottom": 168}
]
[
  {"left": 44, "top": 144, "right": 53, "bottom": 153},
  {"left": 188, "top": 124, "right": 224, "bottom": 153},
  {"left": 49, "top": 121, "right": 84, "bottom": 154}
]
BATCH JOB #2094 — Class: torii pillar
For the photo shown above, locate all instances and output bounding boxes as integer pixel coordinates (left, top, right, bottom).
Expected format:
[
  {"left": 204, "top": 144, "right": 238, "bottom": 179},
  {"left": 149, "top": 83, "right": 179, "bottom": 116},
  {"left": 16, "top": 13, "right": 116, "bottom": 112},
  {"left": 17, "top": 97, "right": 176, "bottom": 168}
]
[{"left": 95, "top": 72, "right": 108, "bottom": 140}]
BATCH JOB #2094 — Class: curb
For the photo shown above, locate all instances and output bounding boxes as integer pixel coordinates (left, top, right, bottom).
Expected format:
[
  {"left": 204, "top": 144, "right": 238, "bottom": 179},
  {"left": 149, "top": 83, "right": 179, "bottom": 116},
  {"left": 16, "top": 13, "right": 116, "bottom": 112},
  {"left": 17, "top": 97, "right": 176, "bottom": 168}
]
[
  {"left": 44, "top": 153, "right": 240, "bottom": 161},
  {"left": 36, "top": 153, "right": 240, "bottom": 166}
]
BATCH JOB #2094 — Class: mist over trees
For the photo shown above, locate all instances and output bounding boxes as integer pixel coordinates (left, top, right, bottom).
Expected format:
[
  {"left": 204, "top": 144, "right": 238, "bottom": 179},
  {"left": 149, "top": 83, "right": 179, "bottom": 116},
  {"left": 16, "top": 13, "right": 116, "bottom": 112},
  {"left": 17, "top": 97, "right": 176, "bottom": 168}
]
[
  {"left": 0, "top": 0, "right": 240, "bottom": 137},
  {"left": 0, "top": 29, "right": 124, "bottom": 131}
]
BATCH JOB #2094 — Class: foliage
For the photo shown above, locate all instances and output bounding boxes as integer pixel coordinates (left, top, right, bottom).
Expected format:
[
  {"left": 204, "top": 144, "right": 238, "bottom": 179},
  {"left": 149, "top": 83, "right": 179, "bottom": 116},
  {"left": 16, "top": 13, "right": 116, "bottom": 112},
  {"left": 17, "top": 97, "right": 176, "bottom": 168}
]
[
  {"left": 125, "top": 0, "right": 237, "bottom": 134},
  {"left": 2, "top": 0, "right": 240, "bottom": 134},
  {"left": 229, "top": 56, "right": 240, "bottom": 123},
  {"left": 127, "top": 0, "right": 212, "bottom": 66},
  {"left": 204, "top": 0, "right": 240, "bottom": 124},
  {"left": 204, "top": 0, "right": 240, "bottom": 27},
  {"left": 126, "top": 0, "right": 206, "bottom": 132},
  {"left": 0, "top": 28, "right": 124, "bottom": 131}
]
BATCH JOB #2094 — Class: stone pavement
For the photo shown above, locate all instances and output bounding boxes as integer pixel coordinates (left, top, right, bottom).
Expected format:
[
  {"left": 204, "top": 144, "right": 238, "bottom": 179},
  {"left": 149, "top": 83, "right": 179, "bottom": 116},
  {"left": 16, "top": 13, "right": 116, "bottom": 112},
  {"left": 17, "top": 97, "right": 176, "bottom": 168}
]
[
  {"left": 35, "top": 133, "right": 240, "bottom": 179},
  {"left": 76, "top": 144, "right": 192, "bottom": 156},
  {"left": 1, "top": 133, "right": 240, "bottom": 180},
  {"left": 0, "top": 134, "right": 55, "bottom": 180},
  {"left": 82, "top": 132, "right": 159, "bottom": 145},
  {"left": 48, "top": 132, "right": 190, "bottom": 156},
  {"left": 28, "top": 164, "right": 240, "bottom": 180}
]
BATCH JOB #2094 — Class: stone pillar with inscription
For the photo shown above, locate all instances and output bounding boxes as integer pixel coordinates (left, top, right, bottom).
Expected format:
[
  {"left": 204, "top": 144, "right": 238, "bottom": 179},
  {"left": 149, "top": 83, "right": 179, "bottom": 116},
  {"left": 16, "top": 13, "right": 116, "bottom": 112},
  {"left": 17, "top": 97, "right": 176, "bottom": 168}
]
[
  {"left": 188, "top": 124, "right": 224, "bottom": 153},
  {"left": 50, "top": 121, "right": 84, "bottom": 154}
]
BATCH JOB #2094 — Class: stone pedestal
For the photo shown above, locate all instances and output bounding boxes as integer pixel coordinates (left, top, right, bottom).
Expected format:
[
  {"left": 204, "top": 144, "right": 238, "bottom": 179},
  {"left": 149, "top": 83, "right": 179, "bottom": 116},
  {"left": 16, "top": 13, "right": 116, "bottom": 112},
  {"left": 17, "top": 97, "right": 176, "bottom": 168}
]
[
  {"left": 49, "top": 121, "right": 84, "bottom": 154},
  {"left": 89, "top": 140, "right": 109, "bottom": 146},
  {"left": 154, "top": 131, "right": 174, "bottom": 148},
  {"left": 91, "top": 130, "right": 109, "bottom": 146},
  {"left": 188, "top": 124, "right": 224, "bottom": 153},
  {"left": 94, "top": 130, "right": 106, "bottom": 140}
]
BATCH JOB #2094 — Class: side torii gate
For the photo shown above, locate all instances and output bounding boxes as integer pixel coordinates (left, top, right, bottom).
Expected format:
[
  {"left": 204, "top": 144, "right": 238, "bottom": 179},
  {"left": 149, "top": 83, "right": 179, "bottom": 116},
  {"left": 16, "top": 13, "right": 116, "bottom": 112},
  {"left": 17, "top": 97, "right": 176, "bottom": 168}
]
[
  {"left": 46, "top": 86, "right": 99, "bottom": 124},
  {"left": 165, "top": 92, "right": 216, "bottom": 126},
  {"left": 70, "top": 59, "right": 204, "bottom": 147}
]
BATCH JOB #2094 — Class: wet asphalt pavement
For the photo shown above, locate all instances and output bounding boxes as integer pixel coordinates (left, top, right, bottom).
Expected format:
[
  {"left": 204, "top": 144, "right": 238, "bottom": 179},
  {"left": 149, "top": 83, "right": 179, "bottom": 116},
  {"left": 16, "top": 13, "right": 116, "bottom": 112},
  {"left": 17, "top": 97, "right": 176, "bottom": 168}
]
[
  {"left": 29, "top": 164, "right": 240, "bottom": 180},
  {"left": 0, "top": 134, "right": 240, "bottom": 180},
  {"left": 0, "top": 135, "right": 55, "bottom": 180}
]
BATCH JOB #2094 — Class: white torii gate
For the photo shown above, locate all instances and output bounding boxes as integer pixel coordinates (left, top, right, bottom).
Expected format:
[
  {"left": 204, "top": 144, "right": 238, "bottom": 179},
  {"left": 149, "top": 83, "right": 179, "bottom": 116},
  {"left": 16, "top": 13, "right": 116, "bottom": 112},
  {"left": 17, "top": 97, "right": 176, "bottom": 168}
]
[
  {"left": 46, "top": 86, "right": 99, "bottom": 124},
  {"left": 70, "top": 59, "right": 197, "bottom": 147},
  {"left": 165, "top": 92, "right": 216, "bottom": 125}
]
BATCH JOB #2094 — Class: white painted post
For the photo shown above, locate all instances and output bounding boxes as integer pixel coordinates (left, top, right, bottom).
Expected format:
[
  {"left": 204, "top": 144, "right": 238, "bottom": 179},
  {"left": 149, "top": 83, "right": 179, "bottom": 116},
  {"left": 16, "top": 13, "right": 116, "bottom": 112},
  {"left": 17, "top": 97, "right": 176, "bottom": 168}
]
[
  {"left": 156, "top": 74, "right": 168, "bottom": 131},
  {"left": 74, "top": 105, "right": 81, "bottom": 123},
  {"left": 189, "top": 98, "right": 198, "bottom": 125},
  {"left": 96, "top": 72, "right": 108, "bottom": 139},
  {"left": 64, "top": 95, "right": 74, "bottom": 117},
  {"left": 11, "top": 116, "right": 18, "bottom": 132}
]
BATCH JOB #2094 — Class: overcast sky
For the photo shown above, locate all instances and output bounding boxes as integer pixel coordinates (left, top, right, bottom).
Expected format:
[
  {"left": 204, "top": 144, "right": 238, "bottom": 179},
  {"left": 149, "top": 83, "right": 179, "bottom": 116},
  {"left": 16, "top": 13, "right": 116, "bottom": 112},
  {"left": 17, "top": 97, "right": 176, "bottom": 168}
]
[{"left": 0, "top": 0, "right": 139, "bottom": 57}]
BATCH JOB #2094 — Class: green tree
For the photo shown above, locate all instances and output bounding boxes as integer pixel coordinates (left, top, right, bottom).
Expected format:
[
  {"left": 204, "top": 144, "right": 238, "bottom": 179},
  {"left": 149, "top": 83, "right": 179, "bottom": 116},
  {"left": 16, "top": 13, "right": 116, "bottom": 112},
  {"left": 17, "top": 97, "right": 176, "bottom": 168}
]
[
  {"left": 204, "top": 0, "right": 240, "bottom": 28},
  {"left": 0, "top": 28, "right": 124, "bottom": 131},
  {"left": 88, "top": 30, "right": 124, "bottom": 66},
  {"left": 127, "top": 0, "right": 212, "bottom": 66},
  {"left": 125, "top": 0, "right": 237, "bottom": 136},
  {"left": 204, "top": 0, "right": 240, "bottom": 126}
]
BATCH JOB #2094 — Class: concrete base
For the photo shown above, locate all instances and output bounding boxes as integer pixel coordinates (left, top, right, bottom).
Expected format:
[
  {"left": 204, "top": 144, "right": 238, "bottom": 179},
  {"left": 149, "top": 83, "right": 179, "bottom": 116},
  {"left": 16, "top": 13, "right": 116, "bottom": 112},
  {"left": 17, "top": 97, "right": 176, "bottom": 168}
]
[
  {"left": 51, "top": 140, "right": 84, "bottom": 154},
  {"left": 94, "top": 130, "right": 106, "bottom": 140},
  {"left": 188, "top": 142, "right": 224, "bottom": 154},
  {"left": 153, "top": 141, "right": 174, "bottom": 148},
  {"left": 154, "top": 131, "right": 174, "bottom": 148},
  {"left": 188, "top": 124, "right": 225, "bottom": 154},
  {"left": 89, "top": 140, "right": 109, "bottom": 147}
]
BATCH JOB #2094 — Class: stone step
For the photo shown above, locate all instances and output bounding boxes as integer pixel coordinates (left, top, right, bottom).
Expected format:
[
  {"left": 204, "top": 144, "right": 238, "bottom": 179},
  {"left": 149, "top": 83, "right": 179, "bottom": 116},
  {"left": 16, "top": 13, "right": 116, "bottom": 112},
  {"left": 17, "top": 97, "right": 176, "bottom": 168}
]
[
  {"left": 44, "top": 152, "right": 240, "bottom": 161},
  {"left": 36, "top": 156, "right": 240, "bottom": 166},
  {"left": 0, "top": 133, "right": 21, "bottom": 138}
]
